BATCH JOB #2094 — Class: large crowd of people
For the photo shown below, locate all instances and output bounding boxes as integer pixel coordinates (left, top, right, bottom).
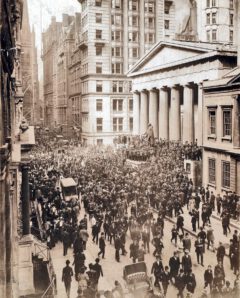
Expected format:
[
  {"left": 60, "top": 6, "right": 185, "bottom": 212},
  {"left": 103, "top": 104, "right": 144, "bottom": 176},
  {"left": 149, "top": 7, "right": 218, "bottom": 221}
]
[{"left": 28, "top": 132, "right": 240, "bottom": 298}]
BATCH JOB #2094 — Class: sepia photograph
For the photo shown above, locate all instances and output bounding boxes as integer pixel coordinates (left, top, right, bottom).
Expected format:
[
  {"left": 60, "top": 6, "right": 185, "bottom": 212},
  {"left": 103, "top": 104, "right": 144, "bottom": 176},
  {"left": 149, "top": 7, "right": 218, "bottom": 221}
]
[{"left": 0, "top": 0, "right": 240, "bottom": 297}]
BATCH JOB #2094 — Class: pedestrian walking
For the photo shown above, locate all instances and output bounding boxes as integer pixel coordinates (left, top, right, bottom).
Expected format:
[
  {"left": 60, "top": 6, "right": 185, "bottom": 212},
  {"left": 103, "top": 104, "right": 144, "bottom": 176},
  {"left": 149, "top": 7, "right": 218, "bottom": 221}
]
[
  {"left": 161, "top": 266, "right": 171, "bottom": 296},
  {"left": 204, "top": 265, "right": 213, "bottom": 291},
  {"left": 169, "top": 251, "right": 181, "bottom": 283},
  {"left": 62, "top": 260, "right": 74, "bottom": 298},
  {"left": 195, "top": 236, "right": 204, "bottom": 266},
  {"left": 151, "top": 255, "right": 164, "bottom": 288},
  {"left": 98, "top": 232, "right": 106, "bottom": 258},
  {"left": 182, "top": 250, "right": 192, "bottom": 274},
  {"left": 216, "top": 242, "right": 226, "bottom": 263}
]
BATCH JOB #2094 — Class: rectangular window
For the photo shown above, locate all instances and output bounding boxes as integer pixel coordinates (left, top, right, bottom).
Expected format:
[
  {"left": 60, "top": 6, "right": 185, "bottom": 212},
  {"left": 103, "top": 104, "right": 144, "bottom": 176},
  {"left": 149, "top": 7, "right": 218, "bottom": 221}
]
[
  {"left": 113, "top": 117, "right": 123, "bottom": 132},
  {"left": 96, "top": 62, "right": 102, "bottom": 74},
  {"left": 230, "top": 13, "right": 234, "bottom": 25},
  {"left": 222, "top": 161, "right": 230, "bottom": 188},
  {"left": 132, "top": 47, "right": 138, "bottom": 58},
  {"left": 112, "top": 0, "right": 121, "bottom": 9},
  {"left": 96, "top": 13, "right": 102, "bottom": 23},
  {"left": 96, "top": 99, "right": 103, "bottom": 111},
  {"left": 118, "top": 81, "right": 123, "bottom": 92},
  {"left": 206, "top": 30, "right": 211, "bottom": 41},
  {"left": 115, "top": 30, "right": 121, "bottom": 41},
  {"left": 129, "top": 117, "right": 133, "bottom": 132},
  {"left": 208, "top": 158, "right": 216, "bottom": 184},
  {"left": 212, "top": 29, "right": 217, "bottom": 41},
  {"left": 96, "top": 46, "right": 102, "bottom": 56},
  {"left": 112, "top": 81, "right": 117, "bottom": 92},
  {"left": 95, "top": 0, "right": 102, "bottom": 7},
  {"left": 129, "top": 0, "right": 138, "bottom": 11},
  {"left": 112, "top": 63, "right": 122, "bottom": 74},
  {"left": 96, "top": 81, "right": 103, "bottom": 92},
  {"left": 206, "top": 0, "right": 210, "bottom": 7},
  {"left": 212, "top": 0, "right": 216, "bottom": 6},
  {"left": 209, "top": 110, "right": 216, "bottom": 135},
  {"left": 96, "top": 30, "right": 102, "bottom": 39},
  {"left": 165, "top": 20, "right": 170, "bottom": 29},
  {"left": 223, "top": 109, "right": 232, "bottom": 137},
  {"left": 128, "top": 32, "right": 138, "bottom": 42},
  {"left": 129, "top": 99, "right": 133, "bottom": 112},
  {"left": 206, "top": 13, "right": 210, "bottom": 24},
  {"left": 113, "top": 99, "right": 123, "bottom": 112},
  {"left": 212, "top": 12, "right": 217, "bottom": 24},
  {"left": 149, "top": 33, "right": 154, "bottom": 43},
  {"left": 96, "top": 118, "right": 103, "bottom": 132},
  {"left": 230, "top": 0, "right": 234, "bottom": 9},
  {"left": 230, "top": 30, "right": 234, "bottom": 42}
]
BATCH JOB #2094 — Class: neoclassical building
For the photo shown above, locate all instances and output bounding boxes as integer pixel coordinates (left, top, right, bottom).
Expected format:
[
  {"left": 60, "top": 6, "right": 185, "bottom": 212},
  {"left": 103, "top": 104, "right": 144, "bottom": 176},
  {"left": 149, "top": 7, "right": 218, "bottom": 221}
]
[{"left": 128, "top": 40, "right": 237, "bottom": 145}]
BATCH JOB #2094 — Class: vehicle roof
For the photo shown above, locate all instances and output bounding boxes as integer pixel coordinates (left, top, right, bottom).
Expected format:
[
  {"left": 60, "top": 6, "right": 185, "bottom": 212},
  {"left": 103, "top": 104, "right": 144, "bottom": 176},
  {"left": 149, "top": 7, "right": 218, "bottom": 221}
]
[{"left": 60, "top": 178, "right": 77, "bottom": 187}]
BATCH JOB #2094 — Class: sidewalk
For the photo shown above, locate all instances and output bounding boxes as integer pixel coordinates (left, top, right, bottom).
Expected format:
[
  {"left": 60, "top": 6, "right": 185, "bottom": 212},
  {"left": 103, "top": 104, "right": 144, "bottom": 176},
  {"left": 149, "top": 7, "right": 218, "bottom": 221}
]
[{"left": 163, "top": 203, "right": 239, "bottom": 254}]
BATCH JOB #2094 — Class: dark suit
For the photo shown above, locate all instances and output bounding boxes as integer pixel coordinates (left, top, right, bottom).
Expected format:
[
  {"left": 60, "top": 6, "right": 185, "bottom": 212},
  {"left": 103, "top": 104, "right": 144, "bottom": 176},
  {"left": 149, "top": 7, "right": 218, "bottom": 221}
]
[
  {"left": 98, "top": 237, "right": 106, "bottom": 258},
  {"left": 92, "top": 263, "right": 103, "bottom": 283},
  {"left": 169, "top": 256, "right": 180, "bottom": 278},
  {"left": 151, "top": 261, "right": 163, "bottom": 287},
  {"left": 204, "top": 269, "right": 213, "bottom": 290},
  {"left": 62, "top": 265, "right": 73, "bottom": 297},
  {"left": 161, "top": 271, "right": 170, "bottom": 295},
  {"left": 182, "top": 255, "right": 192, "bottom": 273}
]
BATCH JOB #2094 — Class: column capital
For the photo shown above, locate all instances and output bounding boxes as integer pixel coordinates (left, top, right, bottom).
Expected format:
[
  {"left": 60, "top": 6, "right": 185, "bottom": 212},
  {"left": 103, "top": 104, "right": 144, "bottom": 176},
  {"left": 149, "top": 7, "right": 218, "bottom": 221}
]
[
  {"left": 141, "top": 89, "right": 148, "bottom": 94},
  {"left": 133, "top": 90, "right": 140, "bottom": 95},
  {"left": 184, "top": 81, "right": 195, "bottom": 88},
  {"left": 171, "top": 84, "right": 181, "bottom": 90},
  {"left": 149, "top": 87, "right": 158, "bottom": 93},
  {"left": 160, "top": 85, "right": 170, "bottom": 91}
]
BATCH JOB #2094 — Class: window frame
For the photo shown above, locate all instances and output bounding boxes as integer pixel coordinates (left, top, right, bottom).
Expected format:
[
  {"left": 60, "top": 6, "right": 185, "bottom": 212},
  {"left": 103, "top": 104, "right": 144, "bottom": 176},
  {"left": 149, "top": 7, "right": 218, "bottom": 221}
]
[
  {"left": 208, "top": 158, "right": 216, "bottom": 185},
  {"left": 96, "top": 118, "right": 103, "bottom": 132},
  {"left": 222, "top": 161, "right": 230, "bottom": 189}
]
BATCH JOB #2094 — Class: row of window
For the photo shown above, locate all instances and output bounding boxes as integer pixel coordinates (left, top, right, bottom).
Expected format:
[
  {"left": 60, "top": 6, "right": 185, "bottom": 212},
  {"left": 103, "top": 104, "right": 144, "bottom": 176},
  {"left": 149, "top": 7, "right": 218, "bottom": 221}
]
[
  {"left": 96, "top": 98, "right": 133, "bottom": 112},
  {"left": 96, "top": 117, "right": 133, "bottom": 132},
  {"left": 82, "top": 80, "right": 132, "bottom": 94},
  {"left": 208, "top": 108, "right": 232, "bottom": 138},
  {"left": 206, "top": 12, "right": 234, "bottom": 26},
  {"left": 208, "top": 159, "right": 230, "bottom": 189},
  {"left": 206, "top": 0, "right": 234, "bottom": 9},
  {"left": 206, "top": 29, "right": 234, "bottom": 42}
]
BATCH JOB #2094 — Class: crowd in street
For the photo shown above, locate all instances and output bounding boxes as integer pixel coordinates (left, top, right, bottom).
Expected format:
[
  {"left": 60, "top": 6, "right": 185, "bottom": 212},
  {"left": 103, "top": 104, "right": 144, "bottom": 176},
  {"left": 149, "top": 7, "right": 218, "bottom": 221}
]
[{"left": 28, "top": 133, "right": 240, "bottom": 298}]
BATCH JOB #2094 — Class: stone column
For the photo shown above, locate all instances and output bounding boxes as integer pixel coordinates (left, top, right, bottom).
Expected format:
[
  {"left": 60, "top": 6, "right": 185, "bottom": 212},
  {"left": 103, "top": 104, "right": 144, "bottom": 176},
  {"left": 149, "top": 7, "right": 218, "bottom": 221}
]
[
  {"left": 140, "top": 90, "right": 148, "bottom": 134},
  {"left": 183, "top": 84, "right": 194, "bottom": 143},
  {"left": 149, "top": 89, "right": 158, "bottom": 138},
  {"left": 159, "top": 87, "right": 169, "bottom": 140},
  {"left": 21, "top": 164, "right": 30, "bottom": 236},
  {"left": 133, "top": 91, "right": 140, "bottom": 134},
  {"left": 197, "top": 84, "right": 203, "bottom": 146},
  {"left": 170, "top": 86, "right": 181, "bottom": 141}
]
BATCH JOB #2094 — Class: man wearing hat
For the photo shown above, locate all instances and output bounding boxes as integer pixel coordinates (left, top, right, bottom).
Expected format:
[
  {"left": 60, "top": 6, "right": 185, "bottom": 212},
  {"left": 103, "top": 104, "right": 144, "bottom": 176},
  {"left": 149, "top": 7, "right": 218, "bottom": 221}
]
[
  {"left": 182, "top": 250, "right": 192, "bottom": 274},
  {"left": 62, "top": 260, "right": 74, "bottom": 297},
  {"left": 151, "top": 254, "right": 164, "bottom": 288}
]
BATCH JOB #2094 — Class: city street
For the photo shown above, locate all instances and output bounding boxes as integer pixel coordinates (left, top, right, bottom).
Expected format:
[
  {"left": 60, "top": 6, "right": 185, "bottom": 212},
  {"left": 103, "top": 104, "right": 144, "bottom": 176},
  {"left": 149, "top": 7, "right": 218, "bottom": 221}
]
[{"left": 51, "top": 203, "right": 237, "bottom": 298}]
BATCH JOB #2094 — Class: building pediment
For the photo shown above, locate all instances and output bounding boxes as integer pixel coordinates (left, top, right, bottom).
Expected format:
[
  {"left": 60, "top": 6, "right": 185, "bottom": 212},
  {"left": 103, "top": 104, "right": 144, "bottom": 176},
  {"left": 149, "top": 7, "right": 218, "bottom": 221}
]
[{"left": 128, "top": 40, "right": 236, "bottom": 77}]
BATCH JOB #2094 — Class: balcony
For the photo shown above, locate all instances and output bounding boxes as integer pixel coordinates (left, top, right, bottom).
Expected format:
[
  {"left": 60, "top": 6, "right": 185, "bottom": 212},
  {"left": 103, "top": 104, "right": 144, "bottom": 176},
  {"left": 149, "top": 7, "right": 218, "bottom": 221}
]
[
  {"left": 94, "top": 39, "right": 108, "bottom": 47},
  {"left": 79, "top": 39, "right": 88, "bottom": 50}
]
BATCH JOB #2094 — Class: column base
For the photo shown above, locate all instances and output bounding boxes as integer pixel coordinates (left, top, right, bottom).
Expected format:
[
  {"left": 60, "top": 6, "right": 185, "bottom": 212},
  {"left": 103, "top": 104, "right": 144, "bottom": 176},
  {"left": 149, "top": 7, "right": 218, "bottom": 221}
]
[{"left": 18, "top": 235, "right": 35, "bottom": 296}]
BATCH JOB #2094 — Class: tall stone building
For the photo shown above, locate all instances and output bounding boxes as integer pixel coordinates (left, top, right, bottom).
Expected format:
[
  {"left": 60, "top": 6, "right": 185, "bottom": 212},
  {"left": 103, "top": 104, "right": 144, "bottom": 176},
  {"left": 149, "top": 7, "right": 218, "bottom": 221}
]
[
  {"left": 68, "top": 13, "right": 82, "bottom": 138},
  {"left": 1, "top": 0, "right": 37, "bottom": 296},
  {"left": 77, "top": 0, "right": 177, "bottom": 145},
  {"left": 42, "top": 17, "right": 61, "bottom": 128},
  {"left": 21, "top": 0, "right": 39, "bottom": 125}
]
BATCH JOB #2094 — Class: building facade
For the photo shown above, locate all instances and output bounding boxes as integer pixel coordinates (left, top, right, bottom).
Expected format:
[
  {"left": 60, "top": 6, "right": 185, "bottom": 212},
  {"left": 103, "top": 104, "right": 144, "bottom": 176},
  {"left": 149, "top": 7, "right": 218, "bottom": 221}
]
[
  {"left": 78, "top": 0, "right": 178, "bottom": 145},
  {"left": 21, "top": 0, "right": 39, "bottom": 125},
  {"left": 202, "top": 68, "right": 240, "bottom": 195},
  {"left": 128, "top": 40, "right": 237, "bottom": 145},
  {"left": 68, "top": 14, "right": 82, "bottom": 138},
  {"left": 42, "top": 17, "right": 61, "bottom": 128}
]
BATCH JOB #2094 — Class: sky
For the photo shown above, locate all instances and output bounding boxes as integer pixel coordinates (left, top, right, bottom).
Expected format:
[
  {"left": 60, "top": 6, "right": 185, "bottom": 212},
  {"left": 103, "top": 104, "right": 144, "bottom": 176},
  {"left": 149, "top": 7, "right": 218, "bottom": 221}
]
[{"left": 27, "top": 0, "right": 81, "bottom": 77}]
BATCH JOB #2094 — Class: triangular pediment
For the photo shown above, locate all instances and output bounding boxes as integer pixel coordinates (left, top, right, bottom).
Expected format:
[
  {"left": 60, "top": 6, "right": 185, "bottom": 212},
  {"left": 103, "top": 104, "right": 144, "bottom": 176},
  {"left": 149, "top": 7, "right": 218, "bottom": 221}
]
[{"left": 128, "top": 40, "right": 227, "bottom": 75}]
